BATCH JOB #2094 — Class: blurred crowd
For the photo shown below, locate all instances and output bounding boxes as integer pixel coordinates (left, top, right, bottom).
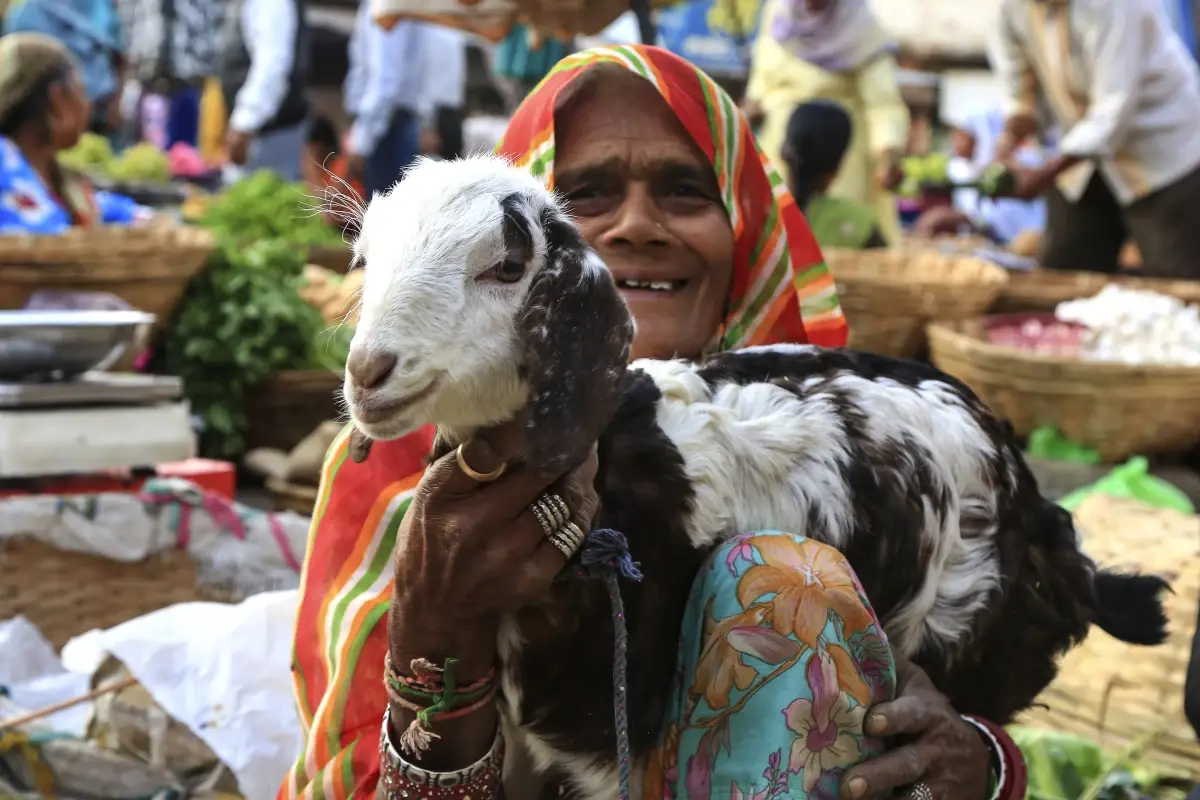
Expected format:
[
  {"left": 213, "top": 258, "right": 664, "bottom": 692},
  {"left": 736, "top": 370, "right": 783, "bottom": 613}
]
[{"left": 2, "top": 0, "right": 1200, "bottom": 278}]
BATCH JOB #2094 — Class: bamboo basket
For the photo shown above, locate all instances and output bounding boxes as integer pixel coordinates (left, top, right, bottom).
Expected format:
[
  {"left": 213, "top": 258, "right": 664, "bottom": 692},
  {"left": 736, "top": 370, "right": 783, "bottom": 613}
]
[
  {"left": 927, "top": 320, "right": 1200, "bottom": 461},
  {"left": 266, "top": 477, "right": 319, "bottom": 516},
  {"left": 0, "top": 539, "right": 232, "bottom": 649},
  {"left": 245, "top": 369, "right": 343, "bottom": 452},
  {"left": 995, "top": 269, "right": 1200, "bottom": 314},
  {"left": 0, "top": 226, "right": 214, "bottom": 322},
  {"left": 1017, "top": 494, "right": 1200, "bottom": 780},
  {"left": 826, "top": 247, "right": 1009, "bottom": 357}
]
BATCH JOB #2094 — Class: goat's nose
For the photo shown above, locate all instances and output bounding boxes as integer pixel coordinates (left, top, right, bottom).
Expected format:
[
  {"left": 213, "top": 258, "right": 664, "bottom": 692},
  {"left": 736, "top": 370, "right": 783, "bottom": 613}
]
[{"left": 347, "top": 347, "right": 398, "bottom": 390}]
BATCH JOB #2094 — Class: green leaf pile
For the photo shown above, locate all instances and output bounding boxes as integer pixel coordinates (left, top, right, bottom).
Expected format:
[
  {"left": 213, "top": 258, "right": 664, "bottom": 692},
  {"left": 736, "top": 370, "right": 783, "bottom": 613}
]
[{"left": 161, "top": 170, "right": 350, "bottom": 459}]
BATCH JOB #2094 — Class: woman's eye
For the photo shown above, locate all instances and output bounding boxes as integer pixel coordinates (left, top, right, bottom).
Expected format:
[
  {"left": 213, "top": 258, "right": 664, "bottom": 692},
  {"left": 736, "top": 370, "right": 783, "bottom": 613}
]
[
  {"left": 486, "top": 260, "right": 526, "bottom": 283},
  {"left": 668, "top": 183, "right": 708, "bottom": 198}
]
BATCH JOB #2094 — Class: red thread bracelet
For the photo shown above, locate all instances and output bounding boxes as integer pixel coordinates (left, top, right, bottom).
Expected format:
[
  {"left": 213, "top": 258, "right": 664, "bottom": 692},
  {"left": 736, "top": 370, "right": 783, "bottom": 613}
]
[{"left": 962, "top": 714, "right": 1027, "bottom": 800}]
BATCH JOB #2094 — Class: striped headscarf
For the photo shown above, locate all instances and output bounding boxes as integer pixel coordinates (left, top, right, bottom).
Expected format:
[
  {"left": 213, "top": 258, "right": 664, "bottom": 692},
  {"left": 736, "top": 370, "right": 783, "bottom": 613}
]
[
  {"left": 498, "top": 44, "right": 848, "bottom": 350},
  {"left": 281, "top": 44, "right": 846, "bottom": 800}
]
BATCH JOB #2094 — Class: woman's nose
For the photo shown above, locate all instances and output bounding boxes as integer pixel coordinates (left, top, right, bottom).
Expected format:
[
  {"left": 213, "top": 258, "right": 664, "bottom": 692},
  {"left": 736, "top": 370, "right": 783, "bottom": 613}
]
[{"left": 599, "top": 184, "right": 669, "bottom": 249}]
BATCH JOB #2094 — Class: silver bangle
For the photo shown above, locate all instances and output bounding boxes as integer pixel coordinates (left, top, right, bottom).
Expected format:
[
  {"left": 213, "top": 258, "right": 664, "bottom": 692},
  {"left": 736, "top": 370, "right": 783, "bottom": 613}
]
[
  {"left": 379, "top": 705, "right": 504, "bottom": 790},
  {"left": 960, "top": 715, "right": 1004, "bottom": 800}
]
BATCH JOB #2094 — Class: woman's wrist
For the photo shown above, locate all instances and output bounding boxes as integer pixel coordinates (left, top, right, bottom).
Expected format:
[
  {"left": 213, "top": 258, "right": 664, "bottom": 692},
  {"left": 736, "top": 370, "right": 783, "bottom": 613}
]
[{"left": 961, "top": 715, "right": 1027, "bottom": 800}]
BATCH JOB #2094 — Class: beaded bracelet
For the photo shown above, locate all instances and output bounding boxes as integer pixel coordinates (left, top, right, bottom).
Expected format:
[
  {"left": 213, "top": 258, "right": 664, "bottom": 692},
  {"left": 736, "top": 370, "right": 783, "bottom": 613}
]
[
  {"left": 383, "top": 654, "right": 500, "bottom": 757},
  {"left": 961, "top": 715, "right": 1028, "bottom": 800},
  {"left": 379, "top": 705, "right": 506, "bottom": 798}
]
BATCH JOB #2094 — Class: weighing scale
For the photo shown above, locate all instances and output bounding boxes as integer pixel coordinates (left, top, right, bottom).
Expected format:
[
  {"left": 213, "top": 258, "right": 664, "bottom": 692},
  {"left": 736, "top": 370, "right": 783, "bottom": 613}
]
[{"left": 0, "top": 373, "right": 196, "bottom": 479}]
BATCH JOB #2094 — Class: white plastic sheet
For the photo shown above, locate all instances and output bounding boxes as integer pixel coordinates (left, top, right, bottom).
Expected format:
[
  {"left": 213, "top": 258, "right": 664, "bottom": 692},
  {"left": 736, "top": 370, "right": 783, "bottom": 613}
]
[
  {"left": 62, "top": 591, "right": 303, "bottom": 800},
  {"left": 0, "top": 617, "right": 91, "bottom": 736}
]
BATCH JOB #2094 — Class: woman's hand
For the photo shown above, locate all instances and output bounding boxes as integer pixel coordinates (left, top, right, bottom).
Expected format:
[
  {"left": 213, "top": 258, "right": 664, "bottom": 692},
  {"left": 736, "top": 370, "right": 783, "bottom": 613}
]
[
  {"left": 388, "top": 420, "right": 601, "bottom": 672},
  {"left": 509, "top": 0, "right": 629, "bottom": 38},
  {"left": 841, "top": 657, "right": 991, "bottom": 800},
  {"left": 875, "top": 150, "right": 904, "bottom": 191}
]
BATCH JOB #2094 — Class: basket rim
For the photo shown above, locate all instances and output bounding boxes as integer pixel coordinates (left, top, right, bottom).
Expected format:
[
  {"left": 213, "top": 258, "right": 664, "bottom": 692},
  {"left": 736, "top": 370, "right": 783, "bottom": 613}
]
[
  {"left": 826, "top": 248, "right": 1011, "bottom": 289},
  {"left": 928, "top": 320, "right": 1200, "bottom": 380}
]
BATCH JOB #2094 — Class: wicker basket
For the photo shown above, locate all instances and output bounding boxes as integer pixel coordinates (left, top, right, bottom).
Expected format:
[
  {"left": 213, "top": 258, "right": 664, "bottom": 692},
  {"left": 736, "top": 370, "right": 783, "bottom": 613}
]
[
  {"left": 307, "top": 243, "right": 354, "bottom": 274},
  {"left": 245, "top": 369, "right": 343, "bottom": 452},
  {"left": 0, "top": 539, "right": 227, "bottom": 649},
  {"left": 0, "top": 226, "right": 214, "bottom": 322},
  {"left": 995, "top": 268, "right": 1200, "bottom": 314},
  {"left": 826, "top": 247, "right": 1009, "bottom": 357},
  {"left": 266, "top": 477, "right": 319, "bottom": 516},
  {"left": 1017, "top": 494, "right": 1200, "bottom": 779},
  {"left": 927, "top": 320, "right": 1200, "bottom": 461}
]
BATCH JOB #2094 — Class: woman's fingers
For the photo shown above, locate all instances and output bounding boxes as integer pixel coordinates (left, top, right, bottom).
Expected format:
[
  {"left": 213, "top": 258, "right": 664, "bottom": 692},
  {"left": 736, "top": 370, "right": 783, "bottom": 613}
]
[
  {"left": 863, "top": 694, "right": 937, "bottom": 737},
  {"left": 436, "top": 420, "right": 530, "bottom": 497},
  {"left": 841, "top": 742, "right": 932, "bottom": 800}
]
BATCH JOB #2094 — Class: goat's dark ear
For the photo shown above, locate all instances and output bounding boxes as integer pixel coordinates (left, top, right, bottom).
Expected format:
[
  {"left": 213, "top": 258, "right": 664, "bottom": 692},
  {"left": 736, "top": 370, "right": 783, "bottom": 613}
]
[
  {"left": 516, "top": 204, "right": 635, "bottom": 476},
  {"left": 349, "top": 426, "right": 374, "bottom": 463},
  {"left": 500, "top": 192, "right": 535, "bottom": 263}
]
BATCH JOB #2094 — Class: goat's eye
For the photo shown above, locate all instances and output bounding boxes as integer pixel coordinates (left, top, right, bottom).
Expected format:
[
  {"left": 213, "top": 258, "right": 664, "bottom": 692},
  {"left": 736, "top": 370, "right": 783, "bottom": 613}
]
[{"left": 486, "top": 260, "right": 526, "bottom": 283}]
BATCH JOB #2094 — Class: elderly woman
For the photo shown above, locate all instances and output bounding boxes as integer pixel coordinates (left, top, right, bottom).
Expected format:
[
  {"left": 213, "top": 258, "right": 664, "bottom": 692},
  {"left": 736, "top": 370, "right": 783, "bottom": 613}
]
[
  {"left": 744, "top": 0, "right": 909, "bottom": 246},
  {"left": 283, "top": 46, "right": 1022, "bottom": 800},
  {"left": 0, "top": 33, "right": 147, "bottom": 232}
]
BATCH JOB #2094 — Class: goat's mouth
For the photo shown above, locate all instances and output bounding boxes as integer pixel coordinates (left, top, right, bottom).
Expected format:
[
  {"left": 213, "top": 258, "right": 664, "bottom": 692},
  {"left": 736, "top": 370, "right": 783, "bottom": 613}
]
[
  {"left": 350, "top": 378, "right": 441, "bottom": 431},
  {"left": 616, "top": 278, "right": 688, "bottom": 294}
]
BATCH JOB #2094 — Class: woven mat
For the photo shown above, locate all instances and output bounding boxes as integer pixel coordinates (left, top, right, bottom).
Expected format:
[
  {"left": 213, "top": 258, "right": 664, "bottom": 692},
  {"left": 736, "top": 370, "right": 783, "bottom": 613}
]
[{"left": 1017, "top": 494, "right": 1200, "bottom": 778}]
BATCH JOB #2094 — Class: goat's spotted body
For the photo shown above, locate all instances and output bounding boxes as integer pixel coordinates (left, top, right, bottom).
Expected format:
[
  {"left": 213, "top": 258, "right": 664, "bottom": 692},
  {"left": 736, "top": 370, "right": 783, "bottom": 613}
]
[{"left": 348, "top": 156, "right": 1166, "bottom": 800}]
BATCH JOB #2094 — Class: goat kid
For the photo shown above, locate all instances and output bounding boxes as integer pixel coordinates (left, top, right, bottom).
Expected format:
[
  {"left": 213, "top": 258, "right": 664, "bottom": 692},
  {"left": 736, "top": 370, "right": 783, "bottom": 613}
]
[{"left": 343, "top": 156, "right": 1169, "bottom": 799}]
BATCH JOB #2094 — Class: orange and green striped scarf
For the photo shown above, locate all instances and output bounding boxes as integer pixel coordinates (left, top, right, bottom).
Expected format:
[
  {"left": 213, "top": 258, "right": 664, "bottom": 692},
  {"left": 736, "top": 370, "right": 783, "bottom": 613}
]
[{"left": 281, "top": 44, "right": 848, "bottom": 800}]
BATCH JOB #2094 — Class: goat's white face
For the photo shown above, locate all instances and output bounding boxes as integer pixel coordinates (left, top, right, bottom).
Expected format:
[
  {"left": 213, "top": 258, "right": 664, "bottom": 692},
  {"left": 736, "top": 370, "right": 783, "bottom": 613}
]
[{"left": 345, "top": 155, "right": 636, "bottom": 474}]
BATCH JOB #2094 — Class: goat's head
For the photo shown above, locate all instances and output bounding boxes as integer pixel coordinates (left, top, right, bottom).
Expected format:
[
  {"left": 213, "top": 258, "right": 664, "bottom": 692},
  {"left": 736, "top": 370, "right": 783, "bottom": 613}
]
[{"left": 344, "top": 155, "right": 636, "bottom": 475}]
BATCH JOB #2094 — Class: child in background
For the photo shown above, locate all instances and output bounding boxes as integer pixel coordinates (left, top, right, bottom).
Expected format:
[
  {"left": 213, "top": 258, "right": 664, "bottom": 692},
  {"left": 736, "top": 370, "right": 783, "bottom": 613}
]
[
  {"left": 302, "top": 116, "right": 365, "bottom": 225},
  {"left": 782, "top": 100, "right": 887, "bottom": 250}
]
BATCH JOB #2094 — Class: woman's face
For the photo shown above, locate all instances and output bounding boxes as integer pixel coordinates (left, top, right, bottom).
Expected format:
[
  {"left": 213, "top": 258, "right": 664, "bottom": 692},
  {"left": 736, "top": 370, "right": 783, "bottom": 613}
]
[
  {"left": 48, "top": 69, "right": 91, "bottom": 150},
  {"left": 554, "top": 71, "right": 735, "bottom": 361}
]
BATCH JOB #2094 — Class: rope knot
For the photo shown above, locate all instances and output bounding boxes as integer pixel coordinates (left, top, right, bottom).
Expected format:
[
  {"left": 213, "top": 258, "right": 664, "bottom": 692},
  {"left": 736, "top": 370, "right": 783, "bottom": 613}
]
[{"left": 579, "top": 528, "right": 643, "bottom": 582}]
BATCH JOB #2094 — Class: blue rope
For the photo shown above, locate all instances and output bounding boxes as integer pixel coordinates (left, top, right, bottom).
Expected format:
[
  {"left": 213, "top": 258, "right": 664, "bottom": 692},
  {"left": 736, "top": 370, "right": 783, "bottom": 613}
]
[{"left": 568, "top": 528, "right": 643, "bottom": 800}]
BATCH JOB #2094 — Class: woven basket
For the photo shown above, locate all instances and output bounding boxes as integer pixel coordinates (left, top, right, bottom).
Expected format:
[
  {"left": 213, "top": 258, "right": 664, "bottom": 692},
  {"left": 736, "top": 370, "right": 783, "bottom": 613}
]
[
  {"left": 927, "top": 320, "right": 1200, "bottom": 461},
  {"left": 307, "top": 243, "right": 354, "bottom": 274},
  {"left": 826, "top": 247, "right": 1009, "bottom": 357},
  {"left": 0, "top": 539, "right": 229, "bottom": 649},
  {"left": 245, "top": 369, "right": 343, "bottom": 452},
  {"left": 266, "top": 477, "right": 319, "bottom": 516},
  {"left": 1017, "top": 494, "right": 1200, "bottom": 779},
  {"left": 996, "top": 269, "right": 1200, "bottom": 314},
  {"left": 0, "top": 226, "right": 214, "bottom": 322}
]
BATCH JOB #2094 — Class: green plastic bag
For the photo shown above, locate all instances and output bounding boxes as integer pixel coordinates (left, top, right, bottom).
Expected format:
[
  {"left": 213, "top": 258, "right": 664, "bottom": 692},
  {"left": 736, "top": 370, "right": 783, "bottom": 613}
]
[
  {"left": 1027, "top": 426, "right": 1103, "bottom": 466},
  {"left": 1058, "top": 457, "right": 1195, "bottom": 515}
]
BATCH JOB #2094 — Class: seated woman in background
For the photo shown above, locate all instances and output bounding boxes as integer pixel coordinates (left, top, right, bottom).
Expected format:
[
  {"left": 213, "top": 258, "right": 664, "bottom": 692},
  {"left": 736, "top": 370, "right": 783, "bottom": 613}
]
[
  {"left": 914, "top": 110, "right": 1047, "bottom": 245},
  {"left": 0, "top": 33, "right": 148, "bottom": 233},
  {"left": 783, "top": 100, "right": 887, "bottom": 249}
]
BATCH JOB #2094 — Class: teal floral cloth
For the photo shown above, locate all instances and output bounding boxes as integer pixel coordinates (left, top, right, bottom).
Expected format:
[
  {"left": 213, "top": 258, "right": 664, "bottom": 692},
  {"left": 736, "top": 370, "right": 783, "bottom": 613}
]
[{"left": 646, "top": 531, "right": 898, "bottom": 799}]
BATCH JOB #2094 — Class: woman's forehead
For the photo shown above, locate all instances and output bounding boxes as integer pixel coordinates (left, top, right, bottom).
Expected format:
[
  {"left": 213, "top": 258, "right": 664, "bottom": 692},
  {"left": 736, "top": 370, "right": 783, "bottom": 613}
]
[{"left": 553, "top": 71, "right": 712, "bottom": 181}]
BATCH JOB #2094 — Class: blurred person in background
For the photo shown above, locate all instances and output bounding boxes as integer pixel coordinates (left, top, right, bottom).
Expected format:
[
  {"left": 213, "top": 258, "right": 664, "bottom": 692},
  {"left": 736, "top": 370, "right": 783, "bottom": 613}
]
[
  {"left": 3, "top": 0, "right": 123, "bottom": 135},
  {"left": 419, "top": 22, "right": 467, "bottom": 160},
  {"left": 492, "top": 23, "right": 571, "bottom": 113},
  {"left": 914, "top": 110, "right": 1048, "bottom": 245},
  {"left": 0, "top": 33, "right": 147, "bottom": 232},
  {"left": 302, "top": 114, "right": 364, "bottom": 205},
  {"left": 783, "top": 99, "right": 887, "bottom": 249},
  {"left": 218, "top": 0, "right": 311, "bottom": 180},
  {"left": 344, "top": 5, "right": 426, "bottom": 196},
  {"left": 992, "top": 0, "right": 1200, "bottom": 278},
  {"left": 744, "top": 0, "right": 909, "bottom": 244}
]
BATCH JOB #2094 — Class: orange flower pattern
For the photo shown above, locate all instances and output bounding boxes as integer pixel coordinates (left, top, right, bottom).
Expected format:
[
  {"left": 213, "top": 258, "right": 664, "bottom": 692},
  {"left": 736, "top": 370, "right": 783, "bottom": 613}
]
[{"left": 644, "top": 532, "right": 897, "bottom": 799}]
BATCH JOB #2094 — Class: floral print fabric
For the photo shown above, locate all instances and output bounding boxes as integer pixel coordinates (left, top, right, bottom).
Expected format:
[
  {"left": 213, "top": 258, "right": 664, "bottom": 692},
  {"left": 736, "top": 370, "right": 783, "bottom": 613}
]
[
  {"left": 0, "top": 137, "right": 146, "bottom": 233},
  {"left": 644, "top": 532, "right": 897, "bottom": 799}
]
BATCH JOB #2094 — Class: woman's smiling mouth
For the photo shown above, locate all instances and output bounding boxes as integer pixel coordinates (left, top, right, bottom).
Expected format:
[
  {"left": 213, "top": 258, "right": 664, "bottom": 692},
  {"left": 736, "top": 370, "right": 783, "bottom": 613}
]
[{"left": 616, "top": 278, "right": 688, "bottom": 293}]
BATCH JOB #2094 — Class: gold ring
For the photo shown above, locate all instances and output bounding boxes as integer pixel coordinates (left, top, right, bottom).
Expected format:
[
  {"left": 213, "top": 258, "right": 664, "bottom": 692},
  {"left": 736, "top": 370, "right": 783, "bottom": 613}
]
[{"left": 455, "top": 443, "right": 507, "bottom": 483}]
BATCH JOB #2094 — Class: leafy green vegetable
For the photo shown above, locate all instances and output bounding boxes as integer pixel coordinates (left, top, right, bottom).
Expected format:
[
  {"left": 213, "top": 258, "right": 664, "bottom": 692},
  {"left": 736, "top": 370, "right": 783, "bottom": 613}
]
[
  {"left": 198, "top": 170, "right": 344, "bottom": 247},
  {"left": 162, "top": 238, "right": 326, "bottom": 459},
  {"left": 1010, "top": 726, "right": 1186, "bottom": 800},
  {"left": 161, "top": 170, "right": 351, "bottom": 458}
]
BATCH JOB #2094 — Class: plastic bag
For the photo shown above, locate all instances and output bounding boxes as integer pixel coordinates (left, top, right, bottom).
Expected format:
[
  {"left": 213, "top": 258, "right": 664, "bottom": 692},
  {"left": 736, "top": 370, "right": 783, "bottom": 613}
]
[{"left": 1058, "top": 457, "right": 1195, "bottom": 515}]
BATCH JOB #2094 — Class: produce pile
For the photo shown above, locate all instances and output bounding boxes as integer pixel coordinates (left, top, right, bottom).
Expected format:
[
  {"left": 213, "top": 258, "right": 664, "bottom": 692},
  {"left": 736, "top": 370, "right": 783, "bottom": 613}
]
[
  {"left": 300, "top": 265, "right": 363, "bottom": 327},
  {"left": 59, "top": 134, "right": 172, "bottom": 184},
  {"left": 1055, "top": 285, "right": 1200, "bottom": 366},
  {"left": 897, "top": 153, "right": 1016, "bottom": 199},
  {"left": 160, "top": 170, "right": 351, "bottom": 458}
]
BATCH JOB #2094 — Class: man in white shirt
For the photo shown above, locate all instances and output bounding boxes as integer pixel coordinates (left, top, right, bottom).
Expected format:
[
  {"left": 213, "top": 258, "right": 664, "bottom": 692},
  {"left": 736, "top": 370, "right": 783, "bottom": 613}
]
[
  {"left": 991, "top": 0, "right": 1200, "bottom": 278},
  {"left": 344, "top": 3, "right": 427, "bottom": 196},
  {"left": 219, "top": 0, "right": 310, "bottom": 180}
]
